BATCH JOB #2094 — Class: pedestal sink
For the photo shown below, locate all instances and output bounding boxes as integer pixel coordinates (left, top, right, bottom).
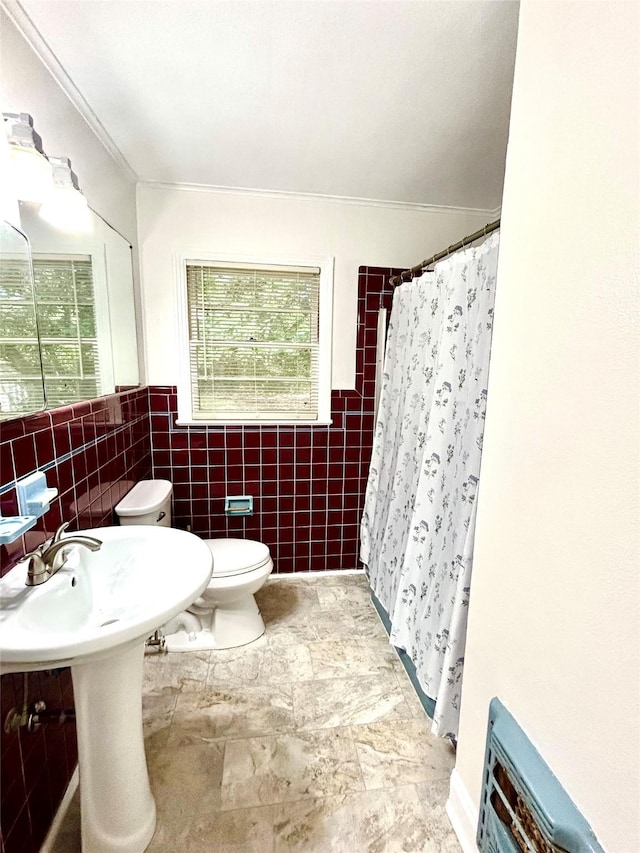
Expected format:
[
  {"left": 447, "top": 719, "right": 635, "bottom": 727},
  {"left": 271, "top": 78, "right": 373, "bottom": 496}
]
[{"left": 0, "top": 525, "right": 213, "bottom": 852}]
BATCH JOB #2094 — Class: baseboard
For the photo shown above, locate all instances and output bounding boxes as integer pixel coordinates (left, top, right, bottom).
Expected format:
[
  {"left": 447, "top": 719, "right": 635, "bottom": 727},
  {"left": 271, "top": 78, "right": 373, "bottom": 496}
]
[
  {"left": 271, "top": 568, "right": 365, "bottom": 578},
  {"left": 446, "top": 768, "right": 479, "bottom": 853},
  {"left": 40, "top": 766, "right": 79, "bottom": 853}
]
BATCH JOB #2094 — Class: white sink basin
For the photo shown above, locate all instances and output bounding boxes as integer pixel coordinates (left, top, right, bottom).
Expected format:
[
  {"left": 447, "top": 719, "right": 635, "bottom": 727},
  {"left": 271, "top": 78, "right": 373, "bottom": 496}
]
[
  {"left": 0, "top": 524, "right": 212, "bottom": 853},
  {"left": 0, "top": 525, "right": 212, "bottom": 672}
]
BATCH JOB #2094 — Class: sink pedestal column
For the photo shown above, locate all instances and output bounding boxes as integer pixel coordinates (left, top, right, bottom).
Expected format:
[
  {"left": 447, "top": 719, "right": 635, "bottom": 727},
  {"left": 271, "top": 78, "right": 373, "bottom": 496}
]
[{"left": 72, "top": 642, "right": 156, "bottom": 852}]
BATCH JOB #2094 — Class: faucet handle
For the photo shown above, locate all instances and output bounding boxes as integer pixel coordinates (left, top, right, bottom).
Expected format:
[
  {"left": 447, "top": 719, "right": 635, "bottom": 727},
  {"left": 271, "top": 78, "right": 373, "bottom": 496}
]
[
  {"left": 18, "top": 549, "right": 48, "bottom": 583},
  {"left": 52, "top": 522, "right": 70, "bottom": 543},
  {"left": 19, "top": 549, "right": 43, "bottom": 562}
]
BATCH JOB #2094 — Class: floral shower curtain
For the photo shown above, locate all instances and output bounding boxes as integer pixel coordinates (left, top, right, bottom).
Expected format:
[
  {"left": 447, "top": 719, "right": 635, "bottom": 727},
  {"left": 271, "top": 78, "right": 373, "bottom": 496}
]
[{"left": 360, "top": 232, "right": 499, "bottom": 738}]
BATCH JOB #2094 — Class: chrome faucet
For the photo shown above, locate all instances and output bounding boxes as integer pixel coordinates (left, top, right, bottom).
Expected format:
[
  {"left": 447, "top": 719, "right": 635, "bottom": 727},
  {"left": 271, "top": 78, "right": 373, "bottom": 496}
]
[{"left": 20, "top": 522, "right": 102, "bottom": 586}]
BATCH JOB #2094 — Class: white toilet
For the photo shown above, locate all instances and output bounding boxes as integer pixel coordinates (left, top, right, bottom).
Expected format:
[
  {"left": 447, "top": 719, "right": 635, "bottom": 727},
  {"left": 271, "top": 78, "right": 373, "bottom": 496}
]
[{"left": 115, "top": 479, "right": 273, "bottom": 651}]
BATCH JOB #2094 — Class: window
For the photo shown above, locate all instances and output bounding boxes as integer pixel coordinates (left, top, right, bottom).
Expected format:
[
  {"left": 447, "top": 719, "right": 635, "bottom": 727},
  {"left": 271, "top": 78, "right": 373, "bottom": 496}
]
[
  {"left": 0, "top": 244, "right": 45, "bottom": 418},
  {"left": 0, "top": 253, "right": 101, "bottom": 417},
  {"left": 179, "top": 259, "right": 333, "bottom": 423},
  {"left": 33, "top": 256, "right": 101, "bottom": 409}
]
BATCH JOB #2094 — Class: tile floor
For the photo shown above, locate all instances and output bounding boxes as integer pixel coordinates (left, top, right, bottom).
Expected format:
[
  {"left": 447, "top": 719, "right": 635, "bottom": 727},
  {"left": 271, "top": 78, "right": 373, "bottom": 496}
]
[{"left": 52, "top": 573, "right": 461, "bottom": 852}]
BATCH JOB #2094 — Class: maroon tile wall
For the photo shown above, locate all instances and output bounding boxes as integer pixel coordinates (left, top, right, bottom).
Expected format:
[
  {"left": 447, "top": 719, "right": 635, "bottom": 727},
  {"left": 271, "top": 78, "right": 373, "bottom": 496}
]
[
  {"left": 148, "top": 265, "right": 400, "bottom": 574},
  {"left": 0, "top": 388, "right": 151, "bottom": 853}
]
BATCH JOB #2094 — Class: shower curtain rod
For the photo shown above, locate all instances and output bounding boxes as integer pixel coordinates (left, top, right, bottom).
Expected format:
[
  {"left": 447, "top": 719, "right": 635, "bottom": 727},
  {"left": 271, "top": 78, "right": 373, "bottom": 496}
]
[{"left": 389, "top": 218, "right": 501, "bottom": 286}]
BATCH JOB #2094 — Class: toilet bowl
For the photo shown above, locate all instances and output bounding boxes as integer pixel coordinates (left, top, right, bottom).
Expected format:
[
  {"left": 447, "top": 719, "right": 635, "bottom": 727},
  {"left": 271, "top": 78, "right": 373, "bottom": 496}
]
[
  {"left": 115, "top": 480, "right": 273, "bottom": 651},
  {"left": 163, "top": 538, "right": 273, "bottom": 651}
]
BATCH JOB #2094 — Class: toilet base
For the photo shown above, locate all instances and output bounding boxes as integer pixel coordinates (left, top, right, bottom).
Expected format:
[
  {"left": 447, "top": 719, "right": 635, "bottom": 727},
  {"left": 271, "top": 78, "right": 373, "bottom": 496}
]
[
  {"left": 163, "top": 628, "right": 218, "bottom": 652},
  {"left": 163, "top": 596, "right": 266, "bottom": 651}
]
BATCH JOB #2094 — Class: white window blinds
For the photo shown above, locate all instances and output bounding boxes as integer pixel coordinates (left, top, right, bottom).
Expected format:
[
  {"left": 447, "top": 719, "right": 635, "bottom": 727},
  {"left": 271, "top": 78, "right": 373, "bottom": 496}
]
[
  {"left": 0, "top": 254, "right": 100, "bottom": 417},
  {"left": 185, "top": 262, "right": 322, "bottom": 421},
  {"left": 33, "top": 256, "right": 101, "bottom": 409},
  {"left": 0, "top": 251, "right": 45, "bottom": 417}
]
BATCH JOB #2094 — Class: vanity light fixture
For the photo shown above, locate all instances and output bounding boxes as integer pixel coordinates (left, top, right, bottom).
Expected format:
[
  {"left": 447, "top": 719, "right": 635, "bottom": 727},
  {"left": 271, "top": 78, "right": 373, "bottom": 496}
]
[
  {"left": 39, "top": 156, "right": 92, "bottom": 232},
  {"left": 2, "top": 112, "right": 54, "bottom": 203}
]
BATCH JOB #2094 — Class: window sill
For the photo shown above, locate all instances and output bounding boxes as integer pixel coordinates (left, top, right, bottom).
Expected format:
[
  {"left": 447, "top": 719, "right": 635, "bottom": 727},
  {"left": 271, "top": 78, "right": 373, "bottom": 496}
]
[{"left": 175, "top": 419, "right": 334, "bottom": 427}]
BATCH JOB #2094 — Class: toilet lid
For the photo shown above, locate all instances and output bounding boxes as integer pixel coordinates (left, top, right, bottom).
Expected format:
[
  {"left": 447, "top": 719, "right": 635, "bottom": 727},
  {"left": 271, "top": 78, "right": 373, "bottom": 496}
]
[{"left": 205, "top": 538, "right": 272, "bottom": 577}]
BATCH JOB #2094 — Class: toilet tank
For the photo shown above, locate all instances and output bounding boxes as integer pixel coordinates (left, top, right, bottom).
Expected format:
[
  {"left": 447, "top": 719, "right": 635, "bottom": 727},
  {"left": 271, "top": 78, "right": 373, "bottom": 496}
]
[{"left": 115, "top": 479, "right": 172, "bottom": 527}]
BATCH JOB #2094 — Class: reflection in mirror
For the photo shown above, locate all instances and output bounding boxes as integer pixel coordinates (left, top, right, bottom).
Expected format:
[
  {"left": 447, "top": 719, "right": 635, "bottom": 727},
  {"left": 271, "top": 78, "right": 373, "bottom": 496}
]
[
  {"left": 0, "top": 204, "right": 139, "bottom": 420},
  {"left": 0, "top": 221, "right": 46, "bottom": 417}
]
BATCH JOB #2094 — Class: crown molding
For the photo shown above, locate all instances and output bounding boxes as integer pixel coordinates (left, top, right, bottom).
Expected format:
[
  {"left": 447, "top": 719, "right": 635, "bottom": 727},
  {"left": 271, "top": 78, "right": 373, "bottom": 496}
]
[
  {"left": 2, "top": 0, "right": 506, "bottom": 215},
  {"left": 1, "top": 0, "right": 138, "bottom": 183},
  {"left": 138, "top": 181, "right": 498, "bottom": 217}
]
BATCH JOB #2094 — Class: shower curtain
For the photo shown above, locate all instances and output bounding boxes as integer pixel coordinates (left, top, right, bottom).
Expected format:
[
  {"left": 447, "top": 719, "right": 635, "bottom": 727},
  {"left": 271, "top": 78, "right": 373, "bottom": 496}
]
[{"left": 360, "top": 232, "right": 499, "bottom": 738}]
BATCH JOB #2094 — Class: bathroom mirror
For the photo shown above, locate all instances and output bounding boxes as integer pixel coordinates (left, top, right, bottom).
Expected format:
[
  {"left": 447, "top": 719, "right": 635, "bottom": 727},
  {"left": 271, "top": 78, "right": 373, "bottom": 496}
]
[
  {"left": 0, "top": 220, "right": 46, "bottom": 416},
  {"left": 0, "top": 203, "right": 139, "bottom": 420}
]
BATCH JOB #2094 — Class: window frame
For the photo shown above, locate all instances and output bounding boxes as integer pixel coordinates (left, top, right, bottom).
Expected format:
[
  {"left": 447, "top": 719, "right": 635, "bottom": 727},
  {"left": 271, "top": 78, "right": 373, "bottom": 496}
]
[
  {"left": 0, "top": 243, "right": 115, "bottom": 418},
  {"left": 175, "top": 252, "right": 334, "bottom": 425},
  {"left": 31, "top": 251, "right": 111, "bottom": 407}
]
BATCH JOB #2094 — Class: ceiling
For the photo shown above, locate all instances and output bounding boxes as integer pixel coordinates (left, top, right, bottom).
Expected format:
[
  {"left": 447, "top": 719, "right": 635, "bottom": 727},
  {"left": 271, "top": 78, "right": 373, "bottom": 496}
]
[{"left": 16, "top": 0, "right": 519, "bottom": 210}]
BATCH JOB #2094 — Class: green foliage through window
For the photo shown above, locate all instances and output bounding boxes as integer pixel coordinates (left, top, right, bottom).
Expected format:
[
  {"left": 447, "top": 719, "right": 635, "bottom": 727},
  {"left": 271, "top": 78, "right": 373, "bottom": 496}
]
[
  {"left": 0, "top": 254, "right": 100, "bottom": 417},
  {"left": 186, "top": 263, "right": 321, "bottom": 420}
]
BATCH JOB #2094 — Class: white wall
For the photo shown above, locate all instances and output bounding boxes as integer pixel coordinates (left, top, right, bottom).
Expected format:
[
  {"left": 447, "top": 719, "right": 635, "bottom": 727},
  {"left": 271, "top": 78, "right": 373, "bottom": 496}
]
[
  {"left": 137, "top": 184, "right": 493, "bottom": 387},
  {"left": 0, "top": 7, "right": 136, "bottom": 243},
  {"left": 452, "top": 3, "right": 640, "bottom": 852}
]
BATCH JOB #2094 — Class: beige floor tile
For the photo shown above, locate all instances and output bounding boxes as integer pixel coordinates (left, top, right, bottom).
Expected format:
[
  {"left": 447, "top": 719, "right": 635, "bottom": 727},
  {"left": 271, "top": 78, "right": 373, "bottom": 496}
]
[
  {"left": 307, "top": 609, "right": 361, "bottom": 639},
  {"left": 273, "top": 784, "right": 440, "bottom": 853},
  {"left": 306, "top": 604, "right": 387, "bottom": 641},
  {"left": 146, "top": 819, "right": 191, "bottom": 853},
  {"left": 399, "top": 682, "right": 431, "bottom": 719},
  {"left": 389, "top": 651, "right": 407, "bottom": 677},
  {"left": 144, "top": 725, "right": 174, "bottom": 766},
  {"left": 221, "top": 727, "right": 364, "bottom": 810},
  {"left": 390, "top": 658, "right": 433, "bottom": 719},
  {"left": 352, "top": 718, "right": 455, "bottom": 790},
  {"left": 292, "top": 673, "right": 413, "bottom": 730},
  {"left": 262, "top": 619, "right": 321, "bottom": 646},
  {"left": 143, "top": 649, "right": 210, "bottom": 694},
  {"left": 169, "top": 682, "right": 296, "bottom": 745},
  {"left": 142, "top": 689, "right": 179, "bottom": 751},
  {"left": 415, "top": 779, "right": 463, "bottom": 851},
  {"left": 256, "top": 580, "right": 324, "bottom": 645},
  {"left": 208, "top": 642, "right": 314, "bottom": 685},
  {"left": 144, "top": 741, "right": 226, "bottom": 850},
  {"left": 267, "top": 571, "right": 366, "bottom": 587},
  {"left": 351, "top": 607, "right": 390, "bottom": 639},
  {"left": 256, "top": 579, "right": 321, "bottom": 620},
  {"left": 148, "top": 739, "right": 226, "bottom": 817},
  {"left": 308, "top": 638, "right": 398, "bottom": 680},
  {"left": 298, "top": 571, "right": 368, "bottom": 586},
  {"left": 316, "top": 582, "right": 373, "bottom": 611},
  {"left": 175, "top": 804, "right": 276, "bottom": 853}
]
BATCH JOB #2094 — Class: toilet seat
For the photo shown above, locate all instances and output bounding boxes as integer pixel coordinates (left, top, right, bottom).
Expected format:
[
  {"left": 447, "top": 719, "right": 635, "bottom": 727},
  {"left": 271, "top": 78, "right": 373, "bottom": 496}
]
[{"left": 205, "top": 538, "right": 272, "bottom": 578}]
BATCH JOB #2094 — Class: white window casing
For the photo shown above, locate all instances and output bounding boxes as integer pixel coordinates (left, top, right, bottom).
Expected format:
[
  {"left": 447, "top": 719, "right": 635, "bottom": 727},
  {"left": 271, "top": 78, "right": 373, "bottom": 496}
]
[{"left": 176, "top": 254, "right": 334, "bottom": 424}]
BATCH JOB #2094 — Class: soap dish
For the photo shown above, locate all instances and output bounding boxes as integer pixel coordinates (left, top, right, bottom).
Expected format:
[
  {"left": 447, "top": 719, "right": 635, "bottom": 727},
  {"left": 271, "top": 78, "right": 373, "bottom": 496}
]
[
  {"left": 16, "top": 471, "right": 58, "bottom": 519},
  {"left": 0, "top": 515, "right": 37, "bottom": 545}
]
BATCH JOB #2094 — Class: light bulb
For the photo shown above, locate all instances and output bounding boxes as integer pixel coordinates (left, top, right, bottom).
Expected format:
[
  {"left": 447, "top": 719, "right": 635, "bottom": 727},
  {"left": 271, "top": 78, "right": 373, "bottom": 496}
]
[
  {"left": 39, "top": 185, "right": 92, "bottom": 232},
  {"left": 9, "top": 145, "right": 54, "bottom": 203},
  {"left": 38, "top": 156, "right": 92, "bottom": 232}
]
